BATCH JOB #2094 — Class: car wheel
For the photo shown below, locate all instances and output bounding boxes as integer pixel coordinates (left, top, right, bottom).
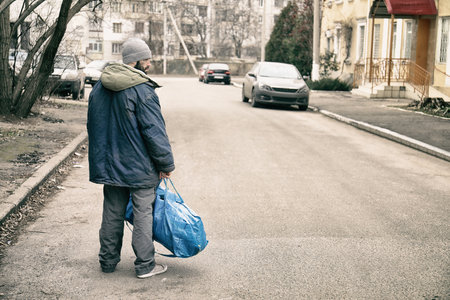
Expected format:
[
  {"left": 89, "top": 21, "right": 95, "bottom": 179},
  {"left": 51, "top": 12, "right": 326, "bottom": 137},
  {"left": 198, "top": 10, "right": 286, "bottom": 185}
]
[
  {"left": 224, "top": 80, "right": 230, "bottom": 85},
  {"left": 242, "top": 86, "right": 249, "bottom": 102},
  {"left": 251, "top": 89, "right": 258, "bottom": 107},
  {"left": 298, "top": 104, "right": 308, "bottom": 111},
  {"left": 72, "top": 82, "right": 80, "bottom": 100},
  {"left": 204, "top": 78, "right": 209, "bottom": 84}
]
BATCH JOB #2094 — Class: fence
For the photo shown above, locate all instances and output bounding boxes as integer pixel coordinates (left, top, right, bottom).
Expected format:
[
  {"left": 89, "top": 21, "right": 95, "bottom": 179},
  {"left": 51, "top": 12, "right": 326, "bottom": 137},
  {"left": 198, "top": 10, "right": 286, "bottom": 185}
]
[{"left": 353, "top": 58, "right": 430, "bottom": 99}]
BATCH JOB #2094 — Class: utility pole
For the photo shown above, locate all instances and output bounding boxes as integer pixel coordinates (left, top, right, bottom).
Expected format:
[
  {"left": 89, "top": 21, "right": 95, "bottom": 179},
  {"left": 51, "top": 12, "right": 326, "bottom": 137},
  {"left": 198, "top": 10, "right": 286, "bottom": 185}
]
[
  {"left": 311, "top": 0, "right": 320, "bottom": 81},
  {"left": 162, "top": 1, "right": 167, "bottom": 75},
  {"left": 261, "top": 0, "right": 266, "bottom": 61},
  {"left": 166, "top": 5, "right": 198, "bottom": 75}
]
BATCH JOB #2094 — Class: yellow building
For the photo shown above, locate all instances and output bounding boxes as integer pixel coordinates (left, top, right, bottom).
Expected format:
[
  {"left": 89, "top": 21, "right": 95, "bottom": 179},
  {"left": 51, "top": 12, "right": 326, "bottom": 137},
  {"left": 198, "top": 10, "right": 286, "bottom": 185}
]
[{"left": 320, "top": 0, "right": 449, "bottom": 100}]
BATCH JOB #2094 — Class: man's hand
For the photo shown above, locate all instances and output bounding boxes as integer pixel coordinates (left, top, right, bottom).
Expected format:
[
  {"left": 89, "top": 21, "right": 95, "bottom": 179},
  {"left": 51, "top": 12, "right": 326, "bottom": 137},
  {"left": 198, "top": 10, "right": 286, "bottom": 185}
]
[{"left": 159, "top": 171, "right": 172, "bottom": 179}]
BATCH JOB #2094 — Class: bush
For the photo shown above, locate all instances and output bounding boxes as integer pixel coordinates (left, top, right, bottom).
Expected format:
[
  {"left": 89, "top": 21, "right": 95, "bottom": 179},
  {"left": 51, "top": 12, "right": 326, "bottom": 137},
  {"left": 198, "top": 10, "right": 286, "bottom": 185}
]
[{"left": 306, "top": 78, "right": 352, "bottom": 91}]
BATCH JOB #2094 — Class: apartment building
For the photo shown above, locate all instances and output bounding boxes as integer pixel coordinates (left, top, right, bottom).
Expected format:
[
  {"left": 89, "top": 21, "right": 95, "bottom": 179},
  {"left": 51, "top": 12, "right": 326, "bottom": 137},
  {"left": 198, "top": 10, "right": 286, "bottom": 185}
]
[{"left": 72, "top": 0, "right": 288, "bottom": 63}]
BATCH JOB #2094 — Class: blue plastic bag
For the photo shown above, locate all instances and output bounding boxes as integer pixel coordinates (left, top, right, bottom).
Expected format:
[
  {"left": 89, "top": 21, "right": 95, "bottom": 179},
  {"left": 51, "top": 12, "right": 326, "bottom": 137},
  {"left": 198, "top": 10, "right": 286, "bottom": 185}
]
[{"left": 125, "top": 179, "right": 208, "bottom": 258}]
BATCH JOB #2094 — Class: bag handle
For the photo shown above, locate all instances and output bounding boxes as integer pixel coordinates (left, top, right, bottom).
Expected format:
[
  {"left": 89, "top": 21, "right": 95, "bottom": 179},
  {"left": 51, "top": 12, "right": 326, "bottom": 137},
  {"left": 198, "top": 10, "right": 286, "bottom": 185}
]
[{"left": 162, "top": 178, "right": 184, "bottom": 204}]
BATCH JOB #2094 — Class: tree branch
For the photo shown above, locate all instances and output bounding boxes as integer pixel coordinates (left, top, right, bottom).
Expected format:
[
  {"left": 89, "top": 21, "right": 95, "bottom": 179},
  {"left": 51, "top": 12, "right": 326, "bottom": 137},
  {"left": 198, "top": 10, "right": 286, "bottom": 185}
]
[
  {"left": 0, "top": 0, "right": 15, "bottom": 15},
  {"left": 12, "top": 0, "right": 91, "bottom": 103},
  {"left": 11, "top": 0, "right": 46, "bottom": 35}
]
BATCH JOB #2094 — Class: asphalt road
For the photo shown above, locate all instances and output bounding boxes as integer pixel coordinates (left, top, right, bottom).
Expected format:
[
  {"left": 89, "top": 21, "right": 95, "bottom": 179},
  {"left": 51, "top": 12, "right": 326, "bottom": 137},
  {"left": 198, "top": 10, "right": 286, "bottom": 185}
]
[{"left": 0, "top": 78, "right": 449, "bottom": 299}]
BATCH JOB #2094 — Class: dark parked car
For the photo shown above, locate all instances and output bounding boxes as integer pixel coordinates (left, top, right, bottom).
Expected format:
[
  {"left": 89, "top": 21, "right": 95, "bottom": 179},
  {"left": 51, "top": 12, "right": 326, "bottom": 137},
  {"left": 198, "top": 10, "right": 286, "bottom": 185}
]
[
  {"left": 242, "top": 62, "right": 309, "bottom": 110},
  {"left": 198, "top": 63, "right": 209, "bottom": 82},
  {"left": 204, "top": 63, "right": 231, "bottom": 84},
  {"left": 49, "top": 54, "right": 86, "bottom": 100}
]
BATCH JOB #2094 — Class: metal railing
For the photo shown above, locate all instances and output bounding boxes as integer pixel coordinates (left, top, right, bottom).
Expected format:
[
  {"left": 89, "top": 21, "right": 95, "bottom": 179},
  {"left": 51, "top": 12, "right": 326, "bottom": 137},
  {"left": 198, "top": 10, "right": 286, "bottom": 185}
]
[{"left": 353, "top": 58, "right": 430, "bottom": 99}]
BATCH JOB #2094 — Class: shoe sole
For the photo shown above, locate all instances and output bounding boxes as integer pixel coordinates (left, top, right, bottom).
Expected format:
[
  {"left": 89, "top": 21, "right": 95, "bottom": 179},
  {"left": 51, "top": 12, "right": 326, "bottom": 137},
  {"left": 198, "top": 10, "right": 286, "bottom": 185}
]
[{"left": 137, "top": 265, "right": 168, "bottom": 279}]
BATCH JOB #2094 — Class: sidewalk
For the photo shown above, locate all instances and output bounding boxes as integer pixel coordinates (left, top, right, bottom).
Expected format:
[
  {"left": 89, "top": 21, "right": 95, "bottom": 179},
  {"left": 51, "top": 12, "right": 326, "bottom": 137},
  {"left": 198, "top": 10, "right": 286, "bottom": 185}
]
[{"left": 232, "top": 77, "right": 450, "bottom": 162}]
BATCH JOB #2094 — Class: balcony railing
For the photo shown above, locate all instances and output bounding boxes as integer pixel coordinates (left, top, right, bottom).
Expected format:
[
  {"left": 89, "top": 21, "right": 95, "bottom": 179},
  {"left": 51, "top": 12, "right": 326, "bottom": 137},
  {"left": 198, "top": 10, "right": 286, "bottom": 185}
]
[{"left": 353, "top": 58, "right": 430, "bottom": 99}]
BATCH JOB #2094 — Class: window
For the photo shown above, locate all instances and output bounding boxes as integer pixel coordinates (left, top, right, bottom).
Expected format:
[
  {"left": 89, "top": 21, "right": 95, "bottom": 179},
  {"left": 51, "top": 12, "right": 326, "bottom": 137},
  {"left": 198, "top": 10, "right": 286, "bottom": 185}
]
[
  {"left": 405, "top": 21, "right": 412, "bottom": 59},
  {"left": 334, "top": 26, "right": 341, "bottom": 61},
  {"left": 439, "top": 17, "right": 449, "bottom": 63},
  {"left": 111, "top": 2, "right": 122, "bottom": 13},
  {"left": 113, "top": 23, "right": 122, "bottom": 33},
  {"left": 393, "top": 22, "right": 397, "bottom": 57},
  {"left": 373, "top": 24, "right": 380, "bottom": 58},
  {"left": 181, "top": 24, "right": 194, "bottom": 35},
  {"left": 89, "top": 0, "right": 102, "bottom": 10},
  {"left": 357, "top": 23, "right": 365, "bottom": 60},
  {"left": 149, "top": 1, "right": 162, "bottom": 13},
  {"left": 260, "top": 0, "right": 264, "bottom": 7},
  {"left": 275, "top": 0, "right": 284, "bottom": 7},
  {"left": 132, "top": 2, "right": 141, "bottom": 13},
  {"left": 216, "top": 10, "right": 227, "bottom": 22},
  {"left": 89, "top": 18, "right": 102, "bottom": 32},
  {"left": 112, "top": 43, "right": 122, "bottom": 54},
  {"left": 88, "top": 40, "right": 103, "bottom": 53},
  {"left": 198, "top": 6, "right": 207, "bottom": 17},
  {"left": 135, "top": 22, "right": 144, "bottom": 33},
  {"left": 274, "top": 15, "right": 279, "bottom": 24}
]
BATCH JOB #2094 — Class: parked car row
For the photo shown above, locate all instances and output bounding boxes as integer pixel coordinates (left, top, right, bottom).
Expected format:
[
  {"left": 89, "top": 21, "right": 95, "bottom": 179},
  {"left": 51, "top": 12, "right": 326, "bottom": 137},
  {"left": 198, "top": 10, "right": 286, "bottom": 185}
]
[{"left": 198, "top": 63, "right": 231, "bottom": 85}]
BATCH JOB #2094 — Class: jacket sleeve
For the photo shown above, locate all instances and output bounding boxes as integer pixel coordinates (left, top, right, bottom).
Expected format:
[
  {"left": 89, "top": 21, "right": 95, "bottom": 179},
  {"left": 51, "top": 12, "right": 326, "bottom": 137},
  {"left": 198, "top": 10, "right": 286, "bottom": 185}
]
[{"left": 135, "top": 87, "right": 175, "bottom": 173}]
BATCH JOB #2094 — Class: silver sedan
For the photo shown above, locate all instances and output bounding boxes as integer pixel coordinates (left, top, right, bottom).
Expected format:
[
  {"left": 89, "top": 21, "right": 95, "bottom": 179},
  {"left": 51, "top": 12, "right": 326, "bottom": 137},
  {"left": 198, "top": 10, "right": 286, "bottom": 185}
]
[{"left": 242, "top": 62, "right": 309, "bottom": 110}]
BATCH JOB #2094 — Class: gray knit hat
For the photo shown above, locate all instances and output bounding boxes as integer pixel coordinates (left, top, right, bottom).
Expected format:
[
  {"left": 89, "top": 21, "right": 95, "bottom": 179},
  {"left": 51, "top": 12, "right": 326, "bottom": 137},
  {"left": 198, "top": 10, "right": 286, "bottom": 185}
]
[{"left": 122, "top": 38, "right": 152, "bottom": 64}]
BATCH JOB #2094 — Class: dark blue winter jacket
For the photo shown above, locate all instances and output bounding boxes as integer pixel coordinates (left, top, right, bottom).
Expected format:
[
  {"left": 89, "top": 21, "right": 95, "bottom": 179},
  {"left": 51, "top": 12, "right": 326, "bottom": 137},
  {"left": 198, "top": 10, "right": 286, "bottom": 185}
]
[{"left": 87, "top": 63, "right": 174, "bottom": 188}]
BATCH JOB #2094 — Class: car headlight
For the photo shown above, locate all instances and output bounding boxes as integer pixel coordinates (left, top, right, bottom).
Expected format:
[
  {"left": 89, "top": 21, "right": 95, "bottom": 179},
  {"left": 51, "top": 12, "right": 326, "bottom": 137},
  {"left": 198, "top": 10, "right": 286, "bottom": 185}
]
[
  {"left": 297, "top": 85, "right": 309, "bottom": 94},
  {"left": 259, "top": 82, "right": 273, "bottom": 91}
]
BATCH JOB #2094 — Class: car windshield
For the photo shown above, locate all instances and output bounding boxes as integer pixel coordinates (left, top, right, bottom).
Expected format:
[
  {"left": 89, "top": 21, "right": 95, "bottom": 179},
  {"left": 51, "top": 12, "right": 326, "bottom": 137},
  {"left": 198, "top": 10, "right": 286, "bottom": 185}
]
[
  {"left": 209, "top": 63, "right": 229, "bottom": 70},
  {"left": 259, "top": 64, "right": 300, "bottom": 79},
  {"left": 54, "top": 56, "right": 75, "bottom": 69},
  {"left": 87, "top": 60, "right": 109, "bottom": 70}
]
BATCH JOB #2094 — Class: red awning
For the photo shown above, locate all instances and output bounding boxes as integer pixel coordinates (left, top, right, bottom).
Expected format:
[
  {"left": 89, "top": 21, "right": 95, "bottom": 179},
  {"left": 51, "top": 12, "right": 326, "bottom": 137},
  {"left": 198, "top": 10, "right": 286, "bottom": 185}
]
[{"left": 385, "top": 0, "right": 437, "bottom": 16}]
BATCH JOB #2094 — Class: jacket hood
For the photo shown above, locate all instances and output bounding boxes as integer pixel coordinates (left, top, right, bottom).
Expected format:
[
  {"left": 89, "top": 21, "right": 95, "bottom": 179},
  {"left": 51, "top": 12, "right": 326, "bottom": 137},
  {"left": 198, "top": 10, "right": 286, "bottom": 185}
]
[{"left": 100, "top": 62, "right": 161, "bottom": 92}]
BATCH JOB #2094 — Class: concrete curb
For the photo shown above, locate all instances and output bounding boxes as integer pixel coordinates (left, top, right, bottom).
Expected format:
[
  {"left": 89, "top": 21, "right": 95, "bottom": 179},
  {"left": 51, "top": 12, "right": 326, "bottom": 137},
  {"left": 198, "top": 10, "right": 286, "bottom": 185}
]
[
  {"left": 0, "top": 131, "right": 88, "bottom": 224},
  {"left": 313, "top": 107, "right": 450, "bottom": 163}
]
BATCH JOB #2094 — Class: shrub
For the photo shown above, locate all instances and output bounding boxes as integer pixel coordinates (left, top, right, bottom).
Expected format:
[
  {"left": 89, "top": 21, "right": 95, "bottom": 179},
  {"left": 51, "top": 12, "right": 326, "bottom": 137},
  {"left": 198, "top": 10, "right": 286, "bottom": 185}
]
[{"left": 306, "top": 78, "right": 352, "bottom": 91}]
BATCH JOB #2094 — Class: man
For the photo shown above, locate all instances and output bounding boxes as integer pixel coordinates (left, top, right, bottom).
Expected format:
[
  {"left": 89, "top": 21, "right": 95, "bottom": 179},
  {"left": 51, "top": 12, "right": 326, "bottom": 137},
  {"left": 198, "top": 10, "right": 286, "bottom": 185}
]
[{"left": 87, "top": 38, "right": 174, "bottom": 279}]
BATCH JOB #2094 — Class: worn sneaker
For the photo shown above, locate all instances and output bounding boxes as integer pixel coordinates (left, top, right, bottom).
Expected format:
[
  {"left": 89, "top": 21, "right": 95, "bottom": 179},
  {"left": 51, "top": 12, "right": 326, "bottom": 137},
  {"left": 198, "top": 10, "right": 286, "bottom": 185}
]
[{"left": 137, "top": 264, "right": 168, "bottom": 279}]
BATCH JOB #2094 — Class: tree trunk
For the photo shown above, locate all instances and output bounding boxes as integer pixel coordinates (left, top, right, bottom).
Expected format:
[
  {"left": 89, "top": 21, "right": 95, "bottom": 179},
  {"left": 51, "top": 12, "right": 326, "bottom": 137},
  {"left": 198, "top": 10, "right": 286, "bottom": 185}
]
[
  {"left": 13, "top": 0, "right": 73, "bottom": 118},
  {"left": 0, "top": 7, "right": 13, "bottom": 115}
]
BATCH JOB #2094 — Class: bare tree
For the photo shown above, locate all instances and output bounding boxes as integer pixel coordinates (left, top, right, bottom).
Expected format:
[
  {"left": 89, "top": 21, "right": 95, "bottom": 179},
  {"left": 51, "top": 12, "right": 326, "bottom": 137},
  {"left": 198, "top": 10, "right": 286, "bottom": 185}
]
[
  {"left": 217, "top": 0, "right": 257, "bottom": 59},
  {"left": 176, "top": 1, "right": 209, "bottom": 58},
  {"left": 0, "top": 0, "right": 94, "bottom": 118}
]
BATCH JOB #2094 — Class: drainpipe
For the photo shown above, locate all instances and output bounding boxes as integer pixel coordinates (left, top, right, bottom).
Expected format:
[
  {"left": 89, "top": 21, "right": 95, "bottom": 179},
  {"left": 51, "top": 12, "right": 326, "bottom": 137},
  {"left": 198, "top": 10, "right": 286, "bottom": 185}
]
[
  {"left": 369, "top": 14, "right": 375, "bottom": 83},
  {"left": 388, "top": 14, "right": 394, "bottom": 86}
]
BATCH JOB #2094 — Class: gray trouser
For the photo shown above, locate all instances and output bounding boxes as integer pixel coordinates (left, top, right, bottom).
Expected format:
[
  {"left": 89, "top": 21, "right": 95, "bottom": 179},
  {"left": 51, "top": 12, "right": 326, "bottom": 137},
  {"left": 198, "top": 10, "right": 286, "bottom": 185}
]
[{"left": 99, "top": 185, "right": 156, "bottom": 275}]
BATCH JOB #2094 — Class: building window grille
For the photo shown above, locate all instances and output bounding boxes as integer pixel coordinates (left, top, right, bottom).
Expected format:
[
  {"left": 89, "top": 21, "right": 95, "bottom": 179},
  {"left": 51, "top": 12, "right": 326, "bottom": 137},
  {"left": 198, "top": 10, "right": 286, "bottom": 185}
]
[
  {"left": 89, "top": 40, "right": 103, "bottom": 53},
  {"left": 275, "top": 0, "right": 284, "bottom": 7},
  {"left": 89, "top": 18, "right": 102, "bottom": 32},
  {"left": 111, "top": 2, "right": 122, "bottom": 13},
  {"left": 112, "top": 43, "right": 122, "bottom": 54},
  {"left": 135, "top": 22, "right": 144, "bottom": 33},
  {"left": 373, "top": 24, "right": 380, "bottom": 58},
  {"left": 89, "top": 0, "right": 102, "bottom": 10},
  {"left": 113, "top": 23, "right": 122, "bottom": 33},
  {"left": 198, "top": 6, "right": 207, "bottom": 17},
  {"left": 439, "top": 17, "right": 449, "bottom": 63},
  {"left": 357, "top": 24, "right": 365, "bottom": 60},
  {"left": 405, "top": 21, "right": 412, "bottom": 59}
]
